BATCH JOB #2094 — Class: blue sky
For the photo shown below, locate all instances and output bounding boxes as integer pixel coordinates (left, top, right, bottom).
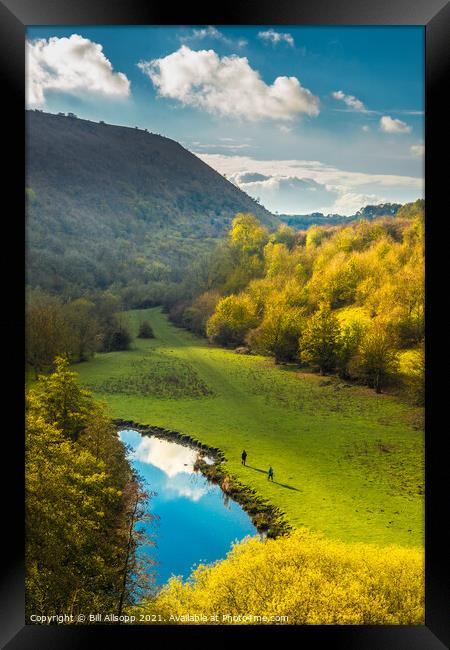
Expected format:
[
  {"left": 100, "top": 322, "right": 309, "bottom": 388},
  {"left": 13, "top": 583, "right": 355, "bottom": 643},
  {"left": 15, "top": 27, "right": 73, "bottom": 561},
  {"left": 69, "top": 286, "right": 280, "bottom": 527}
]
[{"left": 26, "top": 26, "right": 424, "bottom": 215}]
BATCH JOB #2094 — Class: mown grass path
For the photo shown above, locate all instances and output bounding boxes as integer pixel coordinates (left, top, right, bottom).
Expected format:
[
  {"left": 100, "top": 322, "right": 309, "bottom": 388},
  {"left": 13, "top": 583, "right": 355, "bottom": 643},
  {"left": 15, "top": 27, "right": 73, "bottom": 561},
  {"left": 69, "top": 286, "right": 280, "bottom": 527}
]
[{"left": 75, "top": 307, "right": 424, "bottom": 548}]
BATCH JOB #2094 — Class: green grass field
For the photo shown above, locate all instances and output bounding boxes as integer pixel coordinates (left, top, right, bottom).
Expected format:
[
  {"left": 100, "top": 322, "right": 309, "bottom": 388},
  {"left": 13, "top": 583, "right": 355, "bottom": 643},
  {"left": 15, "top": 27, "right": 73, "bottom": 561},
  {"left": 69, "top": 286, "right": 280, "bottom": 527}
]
[{"left": 74, "top": 307, "right": 424, "bottom": 549}]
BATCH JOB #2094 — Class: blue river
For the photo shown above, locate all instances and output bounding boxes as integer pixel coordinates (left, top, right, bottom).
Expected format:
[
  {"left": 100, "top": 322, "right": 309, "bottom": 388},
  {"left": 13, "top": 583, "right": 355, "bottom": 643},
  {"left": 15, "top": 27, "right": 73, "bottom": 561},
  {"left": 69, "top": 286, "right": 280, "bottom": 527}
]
[{"left": 119, "top": 429, "right": 257, "bottom": 586}]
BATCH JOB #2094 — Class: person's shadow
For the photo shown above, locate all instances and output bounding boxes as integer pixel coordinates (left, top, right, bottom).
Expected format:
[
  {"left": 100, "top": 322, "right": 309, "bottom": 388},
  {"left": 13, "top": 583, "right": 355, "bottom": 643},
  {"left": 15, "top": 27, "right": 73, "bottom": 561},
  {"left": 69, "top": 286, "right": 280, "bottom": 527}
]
[{"left": 245, "top": 465, "right": 302, "bottom": 491}]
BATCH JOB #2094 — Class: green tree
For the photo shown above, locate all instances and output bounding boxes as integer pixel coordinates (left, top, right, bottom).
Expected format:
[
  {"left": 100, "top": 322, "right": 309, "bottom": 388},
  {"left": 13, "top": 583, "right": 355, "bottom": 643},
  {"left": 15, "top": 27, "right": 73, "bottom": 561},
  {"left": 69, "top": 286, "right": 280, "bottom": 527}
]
[
  {"left": 102, "top": 322, "right": 132, "bottom": 352},
  {"left": 300, "top": 307, "right": 341, "bottom": 374},
  {"left": 63, "top": 298, "right": 99, "bottom": 361},
  {"left": 31, "top": 355, "right": 92, "bottom": 441},
  {"left": 26, "top": 290, "right": 72, "bottom": 376}
]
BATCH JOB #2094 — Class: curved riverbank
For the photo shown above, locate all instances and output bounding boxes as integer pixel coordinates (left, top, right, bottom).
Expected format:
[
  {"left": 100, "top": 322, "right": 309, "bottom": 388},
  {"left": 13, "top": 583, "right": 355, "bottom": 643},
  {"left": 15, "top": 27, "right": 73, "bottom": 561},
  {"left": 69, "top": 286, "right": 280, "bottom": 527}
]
[{"left": 114, "top": 418, "right": 291, "bottom": 538}]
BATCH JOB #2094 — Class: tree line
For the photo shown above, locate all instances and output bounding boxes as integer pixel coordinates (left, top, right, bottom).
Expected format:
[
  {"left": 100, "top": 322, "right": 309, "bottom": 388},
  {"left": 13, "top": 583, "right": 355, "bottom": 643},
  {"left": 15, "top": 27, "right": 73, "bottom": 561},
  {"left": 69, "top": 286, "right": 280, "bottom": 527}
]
[
  {"left": 26, "top": 356, "right": 155, "bottom": 620},
  {"left": 166, "top": 200, "right": 424, "bottom": 402},
  {"left": 26, "top": 289, "right": 133, "bottom": 377}
]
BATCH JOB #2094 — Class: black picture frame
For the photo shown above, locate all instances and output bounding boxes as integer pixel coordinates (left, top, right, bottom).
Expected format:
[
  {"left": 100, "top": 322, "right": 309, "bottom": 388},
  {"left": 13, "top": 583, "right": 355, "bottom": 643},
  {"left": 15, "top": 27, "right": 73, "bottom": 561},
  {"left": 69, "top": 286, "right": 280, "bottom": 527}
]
[{"left": 1, "top": 1, "right": 449, "bottom": 647}]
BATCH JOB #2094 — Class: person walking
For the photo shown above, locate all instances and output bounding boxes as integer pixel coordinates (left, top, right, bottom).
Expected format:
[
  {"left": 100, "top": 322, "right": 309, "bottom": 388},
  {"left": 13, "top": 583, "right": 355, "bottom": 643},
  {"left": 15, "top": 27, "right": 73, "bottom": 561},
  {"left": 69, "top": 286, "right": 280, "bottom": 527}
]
[
  {"left": 241, "top": 449, "right": 247, "bottom": 466},
  {"left": 268, "top": 466, "right": 274, "bottom": 481}
]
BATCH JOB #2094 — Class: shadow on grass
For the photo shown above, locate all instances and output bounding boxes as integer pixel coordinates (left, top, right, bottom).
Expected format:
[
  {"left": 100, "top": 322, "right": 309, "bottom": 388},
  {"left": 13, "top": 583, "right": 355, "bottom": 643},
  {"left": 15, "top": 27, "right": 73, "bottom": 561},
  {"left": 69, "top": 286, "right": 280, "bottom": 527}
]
[{"left": 245, "top": 465, "right": 302, "bottom": 491}]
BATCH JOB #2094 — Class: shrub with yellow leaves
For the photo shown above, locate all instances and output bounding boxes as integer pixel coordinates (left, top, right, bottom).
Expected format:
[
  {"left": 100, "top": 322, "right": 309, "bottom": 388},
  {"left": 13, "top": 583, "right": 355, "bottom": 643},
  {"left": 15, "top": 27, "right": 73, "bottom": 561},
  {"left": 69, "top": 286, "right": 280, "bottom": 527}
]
[{"left": 137, "top": 528, "right": 423, "bottom": 625}]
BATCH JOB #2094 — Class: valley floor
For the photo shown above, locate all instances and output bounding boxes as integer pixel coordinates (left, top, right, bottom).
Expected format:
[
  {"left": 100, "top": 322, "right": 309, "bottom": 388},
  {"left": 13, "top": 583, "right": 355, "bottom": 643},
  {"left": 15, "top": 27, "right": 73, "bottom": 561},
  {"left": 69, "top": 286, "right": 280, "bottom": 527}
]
[{"left": 75, "top": 307, "right": 424, "bottom": 549}]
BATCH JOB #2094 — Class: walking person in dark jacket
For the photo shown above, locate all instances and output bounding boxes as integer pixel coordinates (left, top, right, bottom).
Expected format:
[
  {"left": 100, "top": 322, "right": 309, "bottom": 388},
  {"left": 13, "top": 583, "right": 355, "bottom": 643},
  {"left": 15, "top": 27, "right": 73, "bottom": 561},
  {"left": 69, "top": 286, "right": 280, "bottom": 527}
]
[
  {"left": 268, "top": 466, "right": 274, "bottom": 481},
  {"left": 241, "top": 449, "right": 247, "bottom": 466}
]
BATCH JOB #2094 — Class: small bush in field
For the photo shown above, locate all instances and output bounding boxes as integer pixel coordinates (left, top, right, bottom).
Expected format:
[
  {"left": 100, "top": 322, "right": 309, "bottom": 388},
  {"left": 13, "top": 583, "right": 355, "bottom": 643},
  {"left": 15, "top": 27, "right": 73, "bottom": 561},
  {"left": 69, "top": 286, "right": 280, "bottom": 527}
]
[{"left": 138, "top": 320, "right": 155, "bottom": 339}]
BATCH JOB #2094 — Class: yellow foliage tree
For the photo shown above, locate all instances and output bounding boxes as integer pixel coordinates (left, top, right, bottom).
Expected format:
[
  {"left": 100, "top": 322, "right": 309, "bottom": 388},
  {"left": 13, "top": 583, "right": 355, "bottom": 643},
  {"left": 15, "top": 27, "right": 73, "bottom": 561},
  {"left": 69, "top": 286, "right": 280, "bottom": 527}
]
[{"left": 137, "top": 528, "right": 423, "bottom": 625}]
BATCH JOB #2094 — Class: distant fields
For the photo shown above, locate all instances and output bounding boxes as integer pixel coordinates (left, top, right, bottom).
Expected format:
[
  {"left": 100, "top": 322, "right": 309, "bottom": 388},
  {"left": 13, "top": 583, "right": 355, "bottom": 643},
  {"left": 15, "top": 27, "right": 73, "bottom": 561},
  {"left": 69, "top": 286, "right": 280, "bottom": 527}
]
[{"left": 74, "top": 307, "right": 424, "bottom": 549}]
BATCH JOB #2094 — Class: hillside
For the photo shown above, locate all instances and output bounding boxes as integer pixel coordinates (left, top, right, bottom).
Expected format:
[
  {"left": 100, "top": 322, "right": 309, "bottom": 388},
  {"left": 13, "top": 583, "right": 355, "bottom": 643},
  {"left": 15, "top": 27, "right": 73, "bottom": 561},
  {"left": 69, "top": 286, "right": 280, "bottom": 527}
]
[{"left": 25, "top": 110, "right": 278, "bottom": 294}]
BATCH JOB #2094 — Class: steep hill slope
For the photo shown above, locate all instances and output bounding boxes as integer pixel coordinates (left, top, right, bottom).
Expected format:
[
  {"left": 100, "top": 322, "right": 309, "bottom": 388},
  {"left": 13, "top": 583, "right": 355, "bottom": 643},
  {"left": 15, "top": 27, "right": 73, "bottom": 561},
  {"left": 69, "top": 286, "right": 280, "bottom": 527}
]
[{"left": 26, "top": 110, "right": 277, "bottom": 293}]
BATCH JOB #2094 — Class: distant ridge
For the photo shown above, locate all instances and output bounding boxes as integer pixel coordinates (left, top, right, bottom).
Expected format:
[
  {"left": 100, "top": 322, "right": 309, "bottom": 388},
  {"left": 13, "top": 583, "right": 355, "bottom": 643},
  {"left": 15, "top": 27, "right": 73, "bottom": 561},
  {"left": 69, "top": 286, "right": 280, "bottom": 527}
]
[{"left": 279, "top": 203, "right": 403, "bottom": 230}]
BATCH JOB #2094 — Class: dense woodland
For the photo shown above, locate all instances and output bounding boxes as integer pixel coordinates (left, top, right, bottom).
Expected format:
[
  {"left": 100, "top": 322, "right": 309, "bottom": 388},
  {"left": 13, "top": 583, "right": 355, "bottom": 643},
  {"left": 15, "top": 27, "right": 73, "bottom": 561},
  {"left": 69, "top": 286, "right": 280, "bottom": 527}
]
[
  {"left": 167, "top": 199, "right": 424, "bottom": 402},
  {"left": 26, "top": 289, "right": 132, "bottom": 377}
]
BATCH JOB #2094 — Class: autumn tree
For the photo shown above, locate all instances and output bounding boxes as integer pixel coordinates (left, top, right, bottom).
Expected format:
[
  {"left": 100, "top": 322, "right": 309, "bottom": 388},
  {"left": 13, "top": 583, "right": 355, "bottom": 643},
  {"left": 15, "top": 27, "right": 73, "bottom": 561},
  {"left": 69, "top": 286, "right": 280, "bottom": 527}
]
[
  {"left": 300, "top": 306, "right": 341, "bottom": 374},
  {"left": 336, "top": 320, "right": 366, "bottom": 379},
  {"left": 247, "top": 301, "right": 304, "bottom": 362},
  {"left": 206, "top": 294, "right": 259, "bottom": 347},
  {"left": 270, "top": 223, "right": 298, "bottom": 250},
  {"left": 229, "top": 213, "right": 269, "bottom": 257},
  {"left": 351, "top": 322, "right": 400, "bottom": 393},
  {"left": 402, "top": 343, "right": 425, "bottom": 406},
  {"left": 25, "top": 402, "right": 124, "bottom": 617},
  {"left": 182, "top": 290, "right": 221, "bottom": 336},
  {"left": 222, "top": 214, "right": 269, "bottom": 293}
]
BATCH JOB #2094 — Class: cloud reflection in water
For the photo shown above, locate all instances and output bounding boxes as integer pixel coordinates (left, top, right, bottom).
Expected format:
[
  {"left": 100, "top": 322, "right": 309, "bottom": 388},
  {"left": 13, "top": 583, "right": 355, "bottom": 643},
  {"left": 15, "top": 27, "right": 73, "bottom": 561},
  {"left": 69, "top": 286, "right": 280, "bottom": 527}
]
[{"left": 121, "top": 431, "right": 214, "bottom": 502}]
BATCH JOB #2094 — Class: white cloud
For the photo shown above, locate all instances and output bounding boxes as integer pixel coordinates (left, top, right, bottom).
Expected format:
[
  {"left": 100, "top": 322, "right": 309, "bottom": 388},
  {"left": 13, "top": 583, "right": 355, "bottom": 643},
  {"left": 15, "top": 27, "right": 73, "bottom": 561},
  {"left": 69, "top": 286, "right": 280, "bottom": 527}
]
[
  {"left": 180, "top": 26, "right": 247, "bottom": 48},
  {"left": 195, "top": 153, "right": 423, "bottom": 215},
  {"left": 329, "top": 192, "right": 383, "bottom": 215},
  {"left": 278, "top": 125, "right": 292, "bottom": 134},
  {"left": 332, "top": 90, "right": 366, "bottom": 112},
  {"left": 196, "top": 153, "right": 422, "bottom": 191},
  {"left": 194, "top": 142, "right": 252, "bottom": 150},
  {"left": 258, "top": 30, "right": 295, "bottom": 47},
  {"left": 230, "top": 174, "right": 339, "bottom": 214},
  {"left": 394, "top": 110, "right": 424, "bottom": 116},
  {"left": 164, "top": 475, "right": 210, "bottom": 502},
  {"left": 232, "top": 172, "right": 270, "bottom": 183},
  {"left": 231, "top": 171, "right": 384, "bottom": 216},
  {"left": 410, "top": 144, "right": 425, "bottom": 157},
  {"left": 139, "top": 45, "right": 319, "bottom": 121},
  {"left": 26, "top": 34, "right": 130, "bottom": 107},
  {"left": 232, "top": 173, "right": 384, "bottom": 216},
  {"left": 362, "top": 125, "right": 370, "bottom": 132},
  {"left": 380, "top": 115, "right": 411, "bottom": 134}
]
